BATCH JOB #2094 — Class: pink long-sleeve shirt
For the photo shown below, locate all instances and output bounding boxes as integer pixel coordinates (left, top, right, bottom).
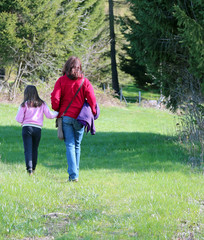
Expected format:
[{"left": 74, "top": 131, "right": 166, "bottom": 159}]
[{"left": 16, "top": 102, "right": 58, "bottom": 128}]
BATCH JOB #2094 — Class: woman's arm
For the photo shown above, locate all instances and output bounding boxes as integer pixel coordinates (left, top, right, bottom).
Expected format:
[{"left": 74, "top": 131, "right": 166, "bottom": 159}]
[{"left": 51, "top": 79, "right": 61, "bottom": 112}]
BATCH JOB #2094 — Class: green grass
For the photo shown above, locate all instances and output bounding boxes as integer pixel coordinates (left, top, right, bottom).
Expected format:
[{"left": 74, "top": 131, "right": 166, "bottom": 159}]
[
  {"left": 122, "top": 83, "right": 161, "bottom": 102},
  {"left": 0, "top": 103, "right": 203, "bottom": 239}
]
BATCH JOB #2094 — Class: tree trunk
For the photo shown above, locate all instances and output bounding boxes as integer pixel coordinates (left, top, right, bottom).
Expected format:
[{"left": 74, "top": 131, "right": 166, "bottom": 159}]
[
  {"left": 108, "top": 0, "right": 119, "bottom": 94},
  {"left": 9, "top": 61, "right": 23, "bottom": 100}
]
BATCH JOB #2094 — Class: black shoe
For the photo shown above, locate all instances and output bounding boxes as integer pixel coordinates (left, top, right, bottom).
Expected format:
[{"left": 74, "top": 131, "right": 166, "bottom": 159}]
[{"left": 28, "top": 169, "right": 33, "bottom": 176}]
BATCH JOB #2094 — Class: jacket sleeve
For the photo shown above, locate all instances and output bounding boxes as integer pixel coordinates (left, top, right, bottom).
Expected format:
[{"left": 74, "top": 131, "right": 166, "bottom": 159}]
[
  {"left": 51, "top": 78, "right": 61, "bottom": 112},
  {"left": 85, "top": 79, "right": 97, "bottom": 115},
  {"left": 43, "top": 103, "right": 59, "bottom": 119},
  {"left": 15, "top": 106, "right": 25, "bottom": 124}
]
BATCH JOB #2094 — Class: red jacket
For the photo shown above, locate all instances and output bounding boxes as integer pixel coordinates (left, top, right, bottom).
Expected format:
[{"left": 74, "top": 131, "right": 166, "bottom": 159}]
[{"left": 51, "top": 74, "right": 96, "bottom": 119}]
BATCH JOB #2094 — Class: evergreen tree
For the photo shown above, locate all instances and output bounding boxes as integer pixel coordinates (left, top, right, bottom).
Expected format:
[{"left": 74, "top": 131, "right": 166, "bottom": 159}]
[
  {"left": 65, "top": 0, "right": 108, "bottom": 83},
  {"left": 121, "top": 0, "right": 203, "bottom": 108},
  {"left": 120, "top": 49, "right": 155, "bottom": 90},
  {"left": 0, "top": 0, "right": 107, "bottom": 97},
  {"left": 0, "top": 0, "right": 70, "bottom": 97}
]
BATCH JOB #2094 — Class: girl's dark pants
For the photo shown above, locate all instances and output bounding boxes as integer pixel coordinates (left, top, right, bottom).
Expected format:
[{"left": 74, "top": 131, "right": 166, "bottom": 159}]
[{"left": 22, "top": 126, "right": 41, "bottom": 172}]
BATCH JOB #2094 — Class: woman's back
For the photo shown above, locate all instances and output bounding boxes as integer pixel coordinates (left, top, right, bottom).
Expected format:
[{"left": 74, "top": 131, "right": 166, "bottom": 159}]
[{"left": 51, "top": 74, "right": 96, "bottom": 119}]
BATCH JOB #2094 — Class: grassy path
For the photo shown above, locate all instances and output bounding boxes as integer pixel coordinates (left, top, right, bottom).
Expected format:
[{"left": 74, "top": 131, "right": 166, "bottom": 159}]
[{"left": 0, "top": 103, "right": 203, "bottom": 239}]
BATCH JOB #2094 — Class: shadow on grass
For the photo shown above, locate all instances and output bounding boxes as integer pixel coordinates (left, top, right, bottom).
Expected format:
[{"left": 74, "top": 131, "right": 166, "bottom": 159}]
[{"left": 0, "top": 126, "right": 188, "bottom": 173}]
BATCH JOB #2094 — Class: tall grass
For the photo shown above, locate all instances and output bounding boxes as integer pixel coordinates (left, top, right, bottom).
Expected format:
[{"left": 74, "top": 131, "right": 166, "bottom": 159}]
[{"left": 0, "top": 103, "right": 203, "bottom": 240}]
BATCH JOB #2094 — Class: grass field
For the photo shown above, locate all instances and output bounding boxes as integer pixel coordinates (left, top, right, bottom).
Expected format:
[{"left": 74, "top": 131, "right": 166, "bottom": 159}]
[
  {"left": 121, "top": 84, "right": 161, "bottom": 102},
  {"left": 0, "top": 103, "right": 203, "bottom": 240}
]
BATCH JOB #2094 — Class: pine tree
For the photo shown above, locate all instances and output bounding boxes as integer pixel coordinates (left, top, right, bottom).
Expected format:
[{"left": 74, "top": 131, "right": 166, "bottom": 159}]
[
  {"left": 0, "top": 0, "right": 107, "bottom": 97},
  {"left": 0, "top": 0, "right": 68, "bottom": 97},
  {"left": 121, "top": 0, "right": 203, "bottom": 108},
  {"left": 63, "top": 0, "right": 108, "bottom": 83}
]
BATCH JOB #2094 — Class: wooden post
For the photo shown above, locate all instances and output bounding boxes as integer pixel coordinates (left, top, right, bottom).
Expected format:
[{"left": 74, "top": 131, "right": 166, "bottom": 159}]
[
  {"left": 139, "top": 91, "right": 141, "bottom": 105},
  {"left": 103, "top": 83, "right": 106, "bottom": 93},
  {"left": 120, "top": 87, "right": 122, "bottom": 102}
]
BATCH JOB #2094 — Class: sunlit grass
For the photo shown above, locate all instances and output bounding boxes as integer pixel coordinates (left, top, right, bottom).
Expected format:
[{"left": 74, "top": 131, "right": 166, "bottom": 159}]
[
  {"left": 0, "top": 103, "right": 203, "bottom": 239},
  {"left": 122, "top": 83, "right": 161, "bottom": 102}
]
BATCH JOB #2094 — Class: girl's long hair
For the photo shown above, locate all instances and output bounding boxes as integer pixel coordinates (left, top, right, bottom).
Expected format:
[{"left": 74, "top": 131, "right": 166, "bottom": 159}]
[
  {"left": 21, "top": 85, "right": 44, "bottom": 107},
  {"left": 62, "top": 56, "right": 82, "bottom": 80}
]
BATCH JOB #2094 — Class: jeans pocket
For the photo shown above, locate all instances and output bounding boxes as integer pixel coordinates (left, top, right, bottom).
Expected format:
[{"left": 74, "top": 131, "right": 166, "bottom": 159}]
[{"left": 74, "top": 119, "right": 84, "bottom": 130}]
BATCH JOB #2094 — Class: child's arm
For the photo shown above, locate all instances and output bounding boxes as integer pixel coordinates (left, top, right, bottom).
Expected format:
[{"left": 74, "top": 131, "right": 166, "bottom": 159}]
[
  {"left": 43, "top": 103, "right": 58, "bottom": 119},
  {"left": 16, "top": 106, "right": 25, "bottom": 124}
]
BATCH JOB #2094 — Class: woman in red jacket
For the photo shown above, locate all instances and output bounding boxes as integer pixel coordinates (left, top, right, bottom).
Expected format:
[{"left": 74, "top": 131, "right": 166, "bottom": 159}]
[{"left": 51, "top": 56, "right": 97, "bottom": 182}]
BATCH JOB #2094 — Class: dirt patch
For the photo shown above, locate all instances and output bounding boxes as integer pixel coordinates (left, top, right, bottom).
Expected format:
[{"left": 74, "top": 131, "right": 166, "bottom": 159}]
[{"left": 95, "top": 91, "right": 125, "bottom": 107}]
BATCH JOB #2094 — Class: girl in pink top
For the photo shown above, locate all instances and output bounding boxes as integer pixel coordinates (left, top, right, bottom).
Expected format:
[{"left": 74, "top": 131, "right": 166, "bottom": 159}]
[{"left": 16, "top": 85, "right": 58, "bottom": 175}]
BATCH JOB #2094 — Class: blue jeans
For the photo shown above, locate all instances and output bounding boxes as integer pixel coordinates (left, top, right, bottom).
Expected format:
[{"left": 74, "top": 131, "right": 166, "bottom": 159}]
[
  {"left": 62, "top": 116, "right": 84, "bottom": 181},
  {"left": 22, "top": 126, "right": 41, "bottom": 172}
]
